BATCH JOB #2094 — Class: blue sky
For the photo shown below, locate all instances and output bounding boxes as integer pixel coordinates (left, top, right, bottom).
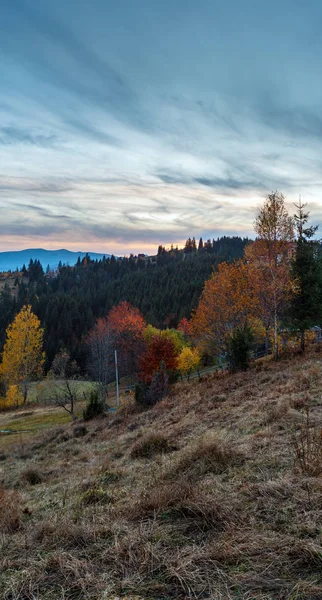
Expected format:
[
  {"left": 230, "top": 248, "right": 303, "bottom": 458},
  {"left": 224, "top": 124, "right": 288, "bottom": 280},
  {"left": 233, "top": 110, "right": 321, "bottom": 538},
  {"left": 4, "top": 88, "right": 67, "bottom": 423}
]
[{"left": 1, "top": 0, "right": 322, "bottom": 254}]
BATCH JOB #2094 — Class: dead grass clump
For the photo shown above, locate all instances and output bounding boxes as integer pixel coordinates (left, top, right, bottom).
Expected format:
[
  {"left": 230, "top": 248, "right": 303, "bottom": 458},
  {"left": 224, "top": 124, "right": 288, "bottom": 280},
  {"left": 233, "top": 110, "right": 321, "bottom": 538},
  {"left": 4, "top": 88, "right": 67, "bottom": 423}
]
[
  {"left": 73, "top": 424, "right": 87, "bottom": 437},
  {"left": 32, "top": 518, "right": 96, "bottom": 550},
  {"left": 99, "top": 469, "right": 122, "bottom": 485},
  {"left": 263, "top": 399, "right": 289, "bottom": 424},
  {"left": 129, "top": 479, "right": 194, "bottom": 520},
  {"left": 6, "top": 552, "right": 99, "bottom": 600},
  {"left": 290, "top": 393, "right": 310, "bottom": 411},
  {"left": 21, "top": 467, "right": 43, "bottom": 485},
  {"left": 168, "top": 435, "right": 242, "bottom": 480},
  {"left": 289, "top": 541, "right": 322, "bottom": 572},
  {"left": 164, "top": 494, "right": 227, "bottom": 535},
  {"left": 292, "top": 408, "right": 322, "bottom": 476},
  {"left": 130, "top": 433, "right": 177, "bottom": 459},
  {"left": 80, "top": 487, "right": 112, "bottom": 506},
  {"left": 0, "top": 487, "right": 21, "bottom": 533}
]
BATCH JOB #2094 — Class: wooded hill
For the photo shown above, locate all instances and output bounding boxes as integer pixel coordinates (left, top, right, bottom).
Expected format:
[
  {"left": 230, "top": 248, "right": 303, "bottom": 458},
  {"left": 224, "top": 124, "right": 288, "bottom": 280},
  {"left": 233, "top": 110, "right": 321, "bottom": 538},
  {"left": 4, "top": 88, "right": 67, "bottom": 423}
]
[{"left": 0, "top": 236, "right": 249, "bottom": 369}]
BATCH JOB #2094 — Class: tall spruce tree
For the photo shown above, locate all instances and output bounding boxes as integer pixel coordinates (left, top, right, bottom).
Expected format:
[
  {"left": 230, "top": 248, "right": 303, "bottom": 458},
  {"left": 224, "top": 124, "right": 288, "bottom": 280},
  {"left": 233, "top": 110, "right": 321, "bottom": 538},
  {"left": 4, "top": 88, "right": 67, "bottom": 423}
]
[{"left": 289, "top": 199, "right": 322, "bottom": 351}]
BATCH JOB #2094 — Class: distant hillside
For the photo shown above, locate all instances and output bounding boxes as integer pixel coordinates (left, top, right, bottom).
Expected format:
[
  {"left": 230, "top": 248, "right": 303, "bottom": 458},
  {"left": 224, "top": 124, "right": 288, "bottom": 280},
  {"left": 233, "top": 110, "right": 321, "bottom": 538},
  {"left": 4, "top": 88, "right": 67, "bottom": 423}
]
[{"left": 0, "top": 248, "right": 111, "bottom": 272}]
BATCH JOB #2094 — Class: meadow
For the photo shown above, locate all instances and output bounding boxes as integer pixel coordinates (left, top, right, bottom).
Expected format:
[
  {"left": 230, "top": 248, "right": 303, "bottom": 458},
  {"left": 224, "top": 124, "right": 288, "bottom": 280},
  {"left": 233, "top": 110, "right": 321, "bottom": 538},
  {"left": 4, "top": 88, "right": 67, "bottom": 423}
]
[{"left": 1, "top": 350, "right": 322, "bottom": 599}]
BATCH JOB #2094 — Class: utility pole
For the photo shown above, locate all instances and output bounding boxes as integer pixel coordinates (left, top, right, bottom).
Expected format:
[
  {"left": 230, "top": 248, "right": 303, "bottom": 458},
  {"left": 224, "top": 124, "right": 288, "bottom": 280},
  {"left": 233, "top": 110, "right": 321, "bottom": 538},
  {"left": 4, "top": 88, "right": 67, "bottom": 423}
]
[{"left": 114, "top": 349, "right": 120, "bottom": 407}]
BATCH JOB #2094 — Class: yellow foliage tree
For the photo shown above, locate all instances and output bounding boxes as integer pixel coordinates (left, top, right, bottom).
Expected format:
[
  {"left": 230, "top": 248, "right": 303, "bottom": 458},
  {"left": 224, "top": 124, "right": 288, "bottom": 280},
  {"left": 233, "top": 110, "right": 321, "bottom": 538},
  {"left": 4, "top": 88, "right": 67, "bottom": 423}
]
[
  {"left": 0, "top": 305, "right": 44, "bottom": 404},
  {"left": 2, "top": 385, "right": 24, "bottom": 409},
  {"left": 177, "top": 347, "right": 200, "bottom": 380}
]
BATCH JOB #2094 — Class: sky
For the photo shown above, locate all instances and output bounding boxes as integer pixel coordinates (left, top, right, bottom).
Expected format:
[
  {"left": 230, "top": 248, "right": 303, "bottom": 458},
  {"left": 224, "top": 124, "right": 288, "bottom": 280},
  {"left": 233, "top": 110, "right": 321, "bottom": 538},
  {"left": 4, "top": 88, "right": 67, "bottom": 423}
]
[{"left": 1, "top": 0, "right": 322, "bottom": 255}]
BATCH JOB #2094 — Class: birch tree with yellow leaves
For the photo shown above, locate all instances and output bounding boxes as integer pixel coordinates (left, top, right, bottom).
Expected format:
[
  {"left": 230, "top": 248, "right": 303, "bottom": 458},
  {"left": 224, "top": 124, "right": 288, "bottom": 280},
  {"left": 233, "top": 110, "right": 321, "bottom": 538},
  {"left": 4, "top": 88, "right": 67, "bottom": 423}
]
[{"left": 0, "top": 305, "right": 44, "bottom": 404}]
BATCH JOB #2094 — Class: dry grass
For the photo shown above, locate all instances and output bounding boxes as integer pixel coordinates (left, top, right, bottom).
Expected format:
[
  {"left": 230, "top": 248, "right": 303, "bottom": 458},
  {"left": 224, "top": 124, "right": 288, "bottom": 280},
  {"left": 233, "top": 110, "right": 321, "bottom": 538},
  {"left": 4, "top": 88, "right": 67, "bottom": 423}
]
[
  {"left": 292, "top": 407, "right": 322, "bottom": 476},
  {"left": 166, "top": 433, "right": 243, "bottom": 481},
  {"left": 130, "top": 432, "right": 177, "bottom": 459},
  {"left": 2, "top": 351, "right": 322, "bottom": 598}
]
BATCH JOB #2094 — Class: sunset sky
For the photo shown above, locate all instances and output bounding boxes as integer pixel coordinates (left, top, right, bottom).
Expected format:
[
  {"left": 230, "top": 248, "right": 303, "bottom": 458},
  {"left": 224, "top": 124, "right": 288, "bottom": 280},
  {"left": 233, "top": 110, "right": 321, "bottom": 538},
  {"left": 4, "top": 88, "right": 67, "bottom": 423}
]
[{"left": 1, "top": 0, "right": 322, "bottom": 255}]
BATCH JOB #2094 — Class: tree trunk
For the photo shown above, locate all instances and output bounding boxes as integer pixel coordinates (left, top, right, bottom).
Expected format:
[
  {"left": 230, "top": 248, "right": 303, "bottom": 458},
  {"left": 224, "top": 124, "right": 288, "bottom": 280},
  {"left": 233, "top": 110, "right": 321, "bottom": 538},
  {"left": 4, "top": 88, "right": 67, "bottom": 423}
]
[
  {"left": 300, "top": 330, "right": 305, "bottom": 353},
  {"left": 23, "top": 382, "right": 28, "bottom": 404},
  {"left": 265, "top": 328, "right": 269, "bottom": 355},
  {"left": 273, "top": 292, "right": 279, "bottom": 359},
  {"left": 274, "top": 308, "right": 278, "bottom": 359}
]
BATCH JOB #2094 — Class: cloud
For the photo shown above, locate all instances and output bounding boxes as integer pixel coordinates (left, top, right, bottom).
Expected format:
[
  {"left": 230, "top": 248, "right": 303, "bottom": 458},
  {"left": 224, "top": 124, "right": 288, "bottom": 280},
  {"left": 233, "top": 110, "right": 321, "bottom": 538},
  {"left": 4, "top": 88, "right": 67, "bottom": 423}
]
[
  {"left": 2, "top": 0, "right": 322, "bottom": 254},
  {"left": 0, "top": 126, "right": 58, "bottom": 147}
]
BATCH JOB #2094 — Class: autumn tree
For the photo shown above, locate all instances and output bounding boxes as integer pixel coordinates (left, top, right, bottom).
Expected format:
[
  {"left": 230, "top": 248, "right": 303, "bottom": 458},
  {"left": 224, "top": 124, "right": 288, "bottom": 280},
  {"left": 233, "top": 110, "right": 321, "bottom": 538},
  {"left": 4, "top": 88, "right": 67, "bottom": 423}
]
[
  {"left": 139, "top": 334, "right": 179, "bottom": 383},
  {"left": 107, "top": 302, "right": 146, "bottom": 379},
  {"left": 177, "top": 346, "right": 200, "bottom": 380},
  {"left": 87, "top": 317, "right": 114, "bottom": 399},
  {"left": 288, "top": 199, "right": 322, "bottom": 351},
  {"left": 0, "top": 305, "right": 44, "bottom": 403},
  {"left": 178, "top": 317, "right": 192, "bottom": 338},
  {"left": 251, "top": 191, "right": 295, "bottom": 357},
  {"left": 191, "top": 260, "right": 259, "bottom": 357}
]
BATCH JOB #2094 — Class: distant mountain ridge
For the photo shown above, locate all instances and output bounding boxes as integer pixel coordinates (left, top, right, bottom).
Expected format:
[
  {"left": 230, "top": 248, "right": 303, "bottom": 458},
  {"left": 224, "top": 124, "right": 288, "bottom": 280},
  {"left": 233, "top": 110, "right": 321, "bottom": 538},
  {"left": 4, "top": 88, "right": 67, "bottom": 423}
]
[{"left": 0, "top": 248, "right": 111, "bottom": 272}]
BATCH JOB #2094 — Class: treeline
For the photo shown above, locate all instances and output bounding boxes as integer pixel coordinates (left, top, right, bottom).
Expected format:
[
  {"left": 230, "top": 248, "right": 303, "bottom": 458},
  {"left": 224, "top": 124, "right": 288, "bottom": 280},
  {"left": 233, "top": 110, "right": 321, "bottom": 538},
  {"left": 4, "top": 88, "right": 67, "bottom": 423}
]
[{"left": 0, "top": 236, "right": 249, "bottom": 370}]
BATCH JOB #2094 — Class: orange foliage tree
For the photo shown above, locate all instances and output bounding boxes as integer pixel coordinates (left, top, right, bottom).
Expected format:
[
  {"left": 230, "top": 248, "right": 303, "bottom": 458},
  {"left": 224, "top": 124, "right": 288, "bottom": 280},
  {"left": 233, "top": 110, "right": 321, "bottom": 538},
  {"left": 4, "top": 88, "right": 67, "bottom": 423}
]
[
  {"left": 191, "top": 260, "right": 259, "bottom": 357},
  {"left": 139, "top": 334, "right": 179, "bottom": 383},
  {"left": 107, "top": 301, "right": 146, "bottom": 379}
]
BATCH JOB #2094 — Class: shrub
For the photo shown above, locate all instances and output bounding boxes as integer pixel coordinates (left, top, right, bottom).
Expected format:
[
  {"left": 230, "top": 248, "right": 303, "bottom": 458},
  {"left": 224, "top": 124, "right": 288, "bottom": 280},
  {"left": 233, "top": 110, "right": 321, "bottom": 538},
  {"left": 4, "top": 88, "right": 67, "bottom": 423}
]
[
  {"left": 130, "top": 433, "right": 177, "bottom": 459},
  {"left": 21, "top": 468, "right": 43, "bottom": 485},
  {"left": 292, "top": 408, "right": 322, "bottom": 476},
  {"left": 135, "top": 367, "right": 169, "bottom": 407},
  {"left": 83, "top": 388, "right": 105, "bottom": 421}
]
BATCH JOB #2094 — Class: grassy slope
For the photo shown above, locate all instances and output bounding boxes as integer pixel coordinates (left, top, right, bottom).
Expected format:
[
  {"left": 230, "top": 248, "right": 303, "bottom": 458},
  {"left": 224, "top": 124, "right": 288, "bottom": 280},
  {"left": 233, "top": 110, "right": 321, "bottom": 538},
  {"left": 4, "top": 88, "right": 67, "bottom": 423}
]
[{"left": 1, "top": 352, "right": 322, "bottom": 599}]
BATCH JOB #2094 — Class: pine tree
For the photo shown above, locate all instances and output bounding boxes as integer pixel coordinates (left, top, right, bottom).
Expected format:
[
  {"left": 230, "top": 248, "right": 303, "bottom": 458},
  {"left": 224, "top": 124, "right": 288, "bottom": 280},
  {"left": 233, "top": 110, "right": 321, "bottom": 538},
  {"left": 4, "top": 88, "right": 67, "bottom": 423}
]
[{"left": 288, "top": 199, "right": 322, "bottom": 351}]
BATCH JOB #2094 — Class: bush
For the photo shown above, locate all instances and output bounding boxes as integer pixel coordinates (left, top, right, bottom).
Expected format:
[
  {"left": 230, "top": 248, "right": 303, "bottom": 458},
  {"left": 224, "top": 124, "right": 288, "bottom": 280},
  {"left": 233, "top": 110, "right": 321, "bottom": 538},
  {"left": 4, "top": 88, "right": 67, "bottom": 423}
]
[
  {"left": 130, "top": 433, "right": 177, "bottom": 459},
  {"left": 83, "top": 388, "right": 105, "bottom": 421},
  {"left": 228, "top": 325, "right": 254, "bottom": 372}
]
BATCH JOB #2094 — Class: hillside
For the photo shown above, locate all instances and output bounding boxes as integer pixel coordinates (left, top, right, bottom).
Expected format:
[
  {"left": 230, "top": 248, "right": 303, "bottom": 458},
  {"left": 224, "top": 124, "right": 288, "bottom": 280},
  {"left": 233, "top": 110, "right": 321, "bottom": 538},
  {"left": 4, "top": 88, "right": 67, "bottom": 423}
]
[
  {"left": 0, "top": 249, "right": 110, "bottom": 272},
  {"left": 1, "top": 352, "right": 322, "bottom": 599}
]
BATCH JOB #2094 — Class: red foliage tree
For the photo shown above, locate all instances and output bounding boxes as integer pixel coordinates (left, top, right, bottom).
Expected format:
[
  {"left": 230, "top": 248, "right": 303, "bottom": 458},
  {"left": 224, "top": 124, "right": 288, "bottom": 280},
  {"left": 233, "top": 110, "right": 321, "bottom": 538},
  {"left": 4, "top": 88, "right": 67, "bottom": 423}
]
[
  {"left": 107, "top": 301, "right": 146, "bottom": 378},
  {"left": 139, "top": 335, "right": 178, "bottom": 383},
  {"left": 178, "top": 317, "right": 192, "bottom": 337}
]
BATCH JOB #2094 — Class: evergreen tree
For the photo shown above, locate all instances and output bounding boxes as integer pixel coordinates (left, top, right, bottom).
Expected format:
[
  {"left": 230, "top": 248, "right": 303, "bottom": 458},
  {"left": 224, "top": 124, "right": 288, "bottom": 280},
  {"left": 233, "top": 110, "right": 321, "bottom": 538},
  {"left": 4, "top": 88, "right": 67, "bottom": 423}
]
[{"left": 288, "top": 199, "right": 322, "bottom": 351}]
